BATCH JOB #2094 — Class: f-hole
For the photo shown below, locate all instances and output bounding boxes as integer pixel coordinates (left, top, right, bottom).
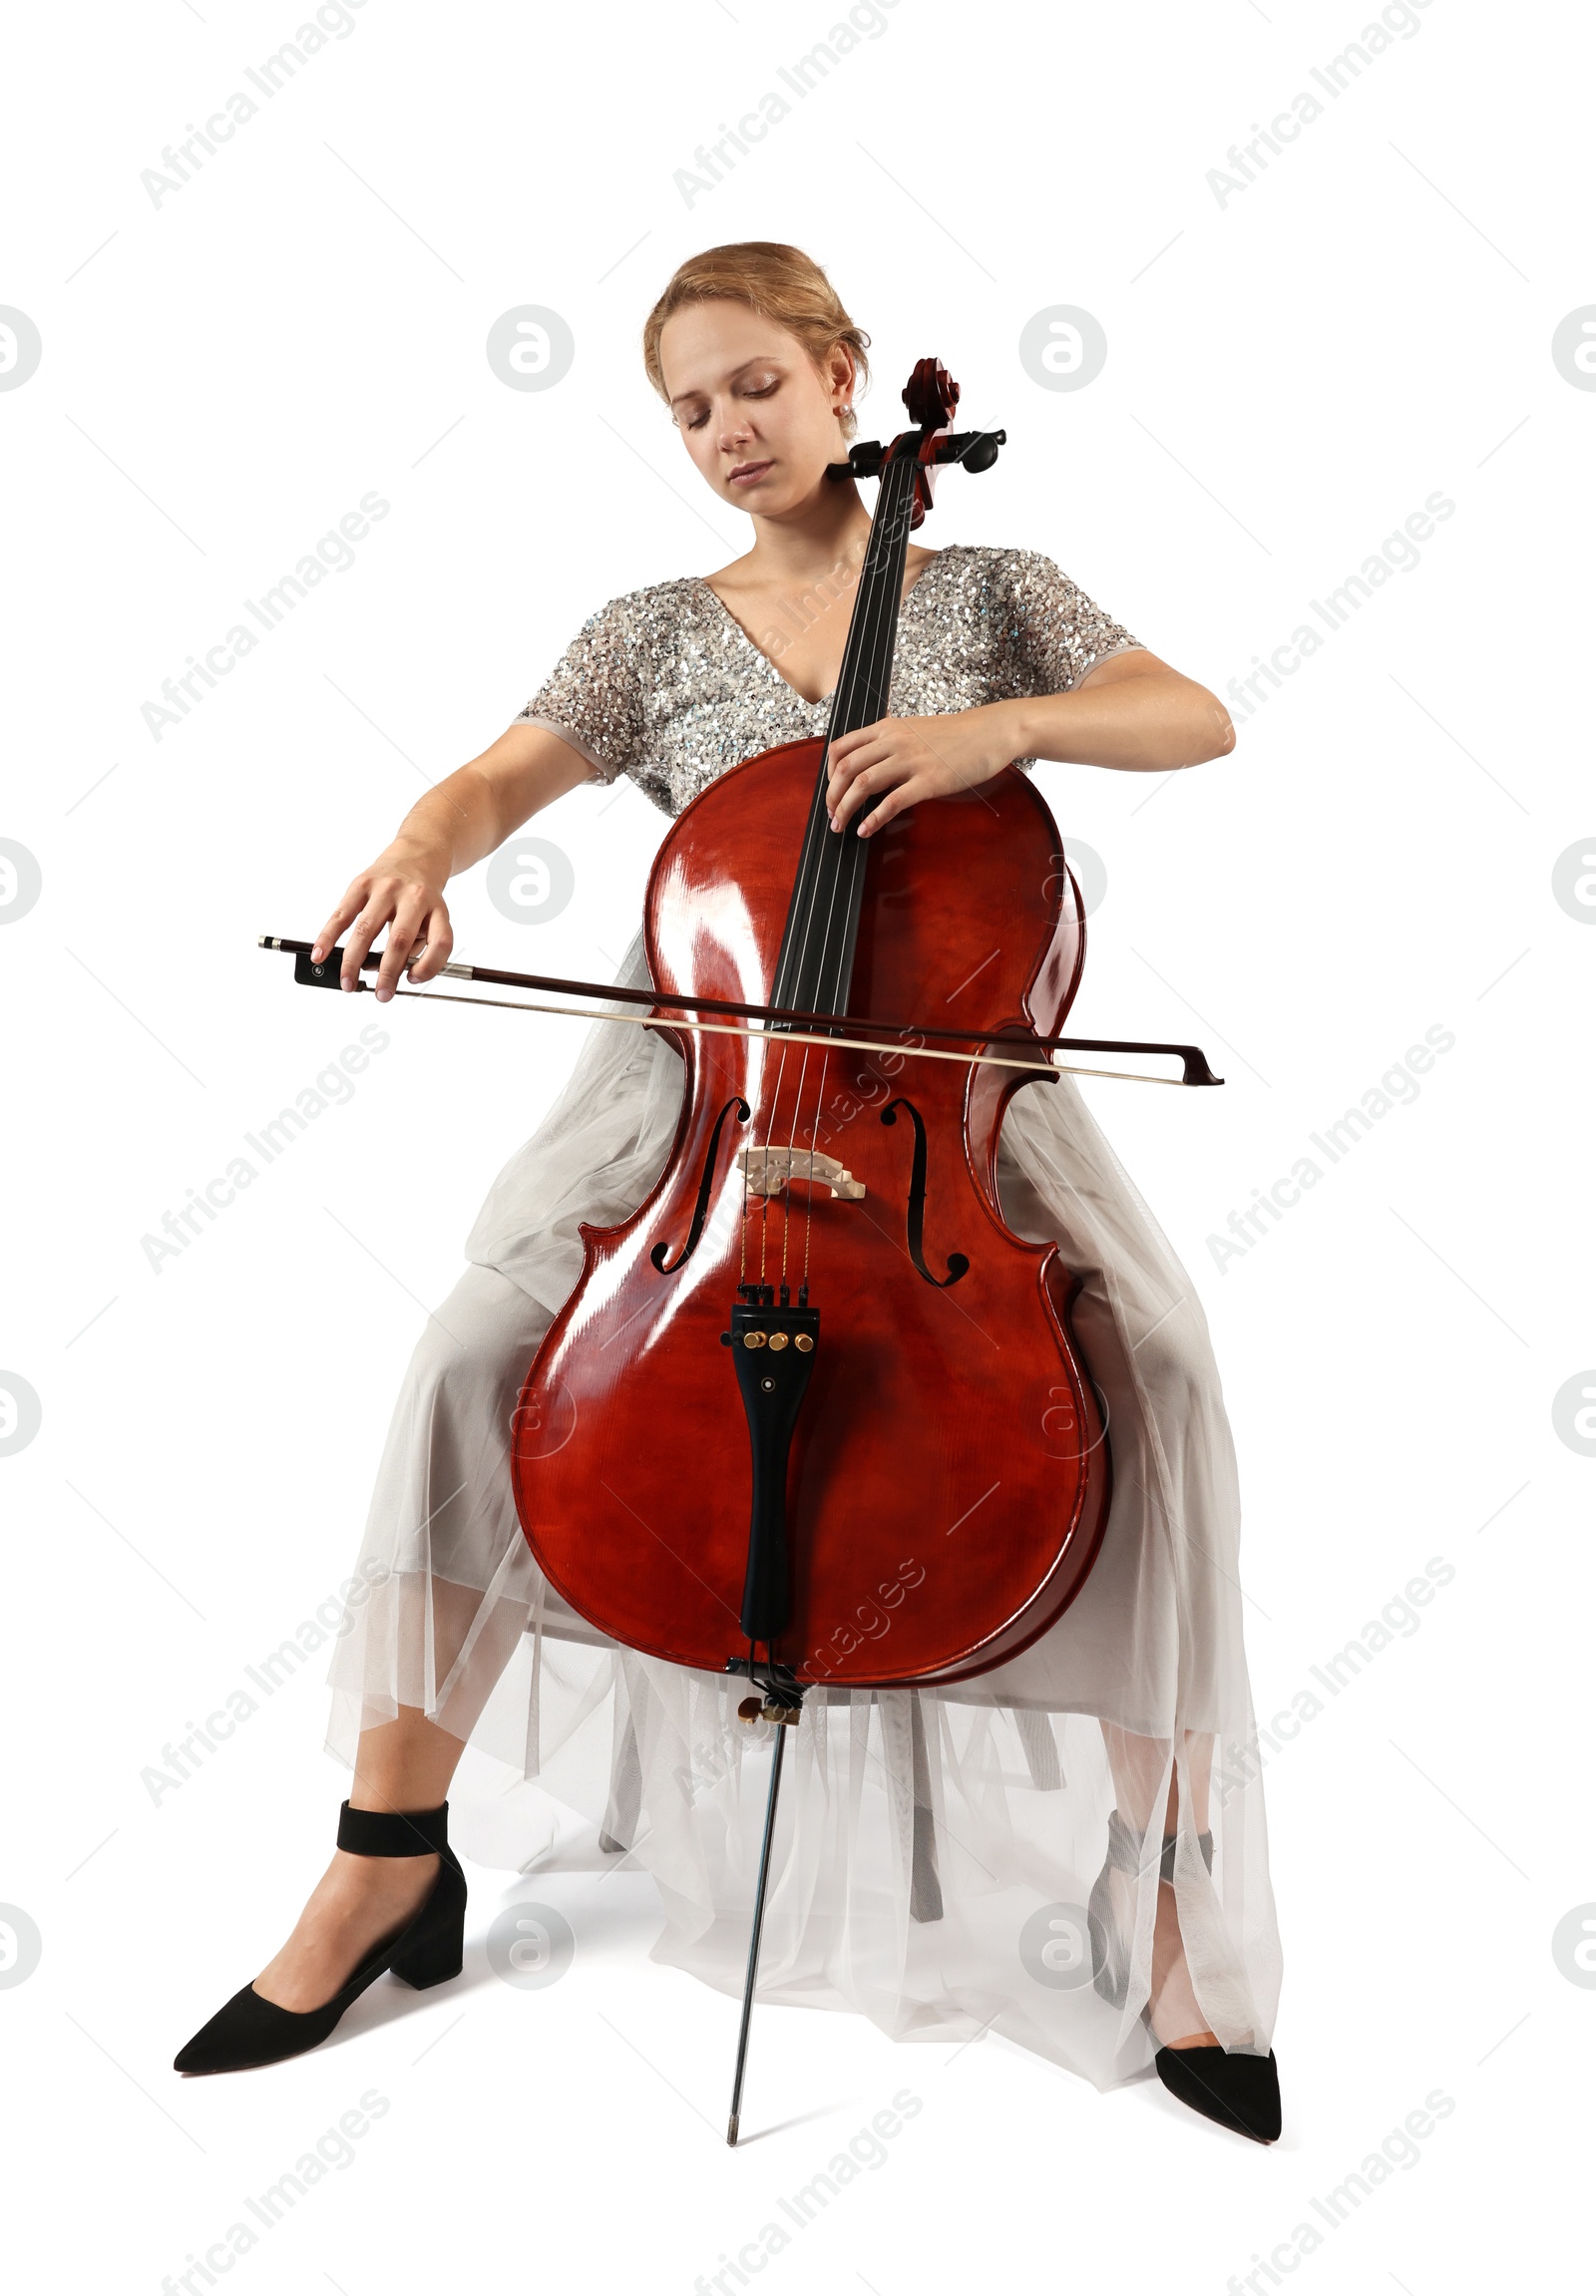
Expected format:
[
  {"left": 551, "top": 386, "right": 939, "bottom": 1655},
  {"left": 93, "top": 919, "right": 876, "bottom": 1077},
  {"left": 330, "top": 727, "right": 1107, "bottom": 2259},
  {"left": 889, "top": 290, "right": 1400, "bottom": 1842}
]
[
  {"left": 651, "top": 1095, "right": 750, "bottom": 1274},
  {"left": 880, "top": 1097, "right": 969, "bottom": 1289}
]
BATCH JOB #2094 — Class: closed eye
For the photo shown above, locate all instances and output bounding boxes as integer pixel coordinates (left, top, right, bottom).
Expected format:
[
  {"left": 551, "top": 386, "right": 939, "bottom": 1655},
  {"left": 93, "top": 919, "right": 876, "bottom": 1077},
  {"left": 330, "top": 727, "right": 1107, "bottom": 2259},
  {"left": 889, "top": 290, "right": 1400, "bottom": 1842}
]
[{"left": 681, "top": 375, "right": 782, "bottom": 430}]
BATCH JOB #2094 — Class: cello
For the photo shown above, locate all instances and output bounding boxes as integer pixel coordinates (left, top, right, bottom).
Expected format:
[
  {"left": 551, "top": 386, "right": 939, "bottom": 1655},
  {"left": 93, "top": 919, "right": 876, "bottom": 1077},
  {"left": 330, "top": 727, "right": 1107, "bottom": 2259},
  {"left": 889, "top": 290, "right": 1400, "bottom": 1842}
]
[
  {"left": 514, "top": 366, "right": 1115, "bottom": 1685},
  {"left": 263, "top": 356, "right": 1222, "bottom": 2138}
]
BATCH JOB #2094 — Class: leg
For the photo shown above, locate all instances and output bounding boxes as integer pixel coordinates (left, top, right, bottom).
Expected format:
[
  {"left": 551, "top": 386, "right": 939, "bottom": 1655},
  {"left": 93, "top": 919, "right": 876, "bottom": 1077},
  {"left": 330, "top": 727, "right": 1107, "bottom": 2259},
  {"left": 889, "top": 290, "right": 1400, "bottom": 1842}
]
[
  {"left": 258, "top": 1266, "right": 555, "bottom": 2016},
  {"left": 253, "top": 1705, "right": 467, "bottom": 2012},
  {"left": 1101, "top": 1722, "right": 1219, "bottom": 2052}
]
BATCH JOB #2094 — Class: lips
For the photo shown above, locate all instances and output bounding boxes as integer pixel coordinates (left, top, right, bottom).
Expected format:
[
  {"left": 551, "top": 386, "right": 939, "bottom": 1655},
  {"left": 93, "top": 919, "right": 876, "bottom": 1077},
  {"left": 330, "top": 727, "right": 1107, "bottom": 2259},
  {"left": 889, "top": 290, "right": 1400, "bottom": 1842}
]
[{"left": 728, "top": 461, "right": 773, "bottom": 486}]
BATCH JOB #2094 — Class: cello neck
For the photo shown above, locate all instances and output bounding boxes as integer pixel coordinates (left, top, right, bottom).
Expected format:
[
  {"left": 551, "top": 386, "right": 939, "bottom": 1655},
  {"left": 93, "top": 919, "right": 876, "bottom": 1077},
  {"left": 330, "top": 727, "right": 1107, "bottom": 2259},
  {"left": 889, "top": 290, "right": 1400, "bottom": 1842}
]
[
  {"left": 825, "top": 451, "right": 921, "bottom": 741},
  {"left": 770, "top": 449, "right": 924, "bottom": 1025}
]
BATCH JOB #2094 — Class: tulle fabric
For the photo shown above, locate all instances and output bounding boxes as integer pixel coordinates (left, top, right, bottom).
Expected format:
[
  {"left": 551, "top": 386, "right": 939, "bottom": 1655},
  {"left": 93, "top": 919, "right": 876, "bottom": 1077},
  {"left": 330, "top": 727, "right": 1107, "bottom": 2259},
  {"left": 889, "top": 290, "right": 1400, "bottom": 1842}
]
[{"left": 325, "top": 932, "right": 1282, "bottom": 2089}]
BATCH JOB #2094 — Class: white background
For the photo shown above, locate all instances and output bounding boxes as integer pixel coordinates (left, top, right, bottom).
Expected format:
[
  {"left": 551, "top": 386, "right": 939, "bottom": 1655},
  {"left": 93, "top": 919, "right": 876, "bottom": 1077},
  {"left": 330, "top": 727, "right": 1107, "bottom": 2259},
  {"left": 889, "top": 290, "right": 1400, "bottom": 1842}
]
[{"left": 1, "top": 0, "right": 1589, "bottom": 2288}]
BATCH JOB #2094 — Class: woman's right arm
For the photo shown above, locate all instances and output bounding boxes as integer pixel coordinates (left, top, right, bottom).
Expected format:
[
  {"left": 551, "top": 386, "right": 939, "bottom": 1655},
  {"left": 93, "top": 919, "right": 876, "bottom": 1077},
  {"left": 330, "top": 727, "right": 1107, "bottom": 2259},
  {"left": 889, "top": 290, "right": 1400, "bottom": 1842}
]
[{"left": 312, "top": 720, "right": 594, "bottom": 1001}]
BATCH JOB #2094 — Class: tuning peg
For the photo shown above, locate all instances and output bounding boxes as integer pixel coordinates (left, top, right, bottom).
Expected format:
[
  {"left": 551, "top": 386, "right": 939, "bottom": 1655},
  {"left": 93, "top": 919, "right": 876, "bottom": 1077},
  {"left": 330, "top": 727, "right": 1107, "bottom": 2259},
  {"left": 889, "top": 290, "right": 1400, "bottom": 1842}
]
[
  {"left": 929, "top": 429, "right": 1006, "bottom": 473},
  {"left": 962, "top": 429, "right": 1004, "bottom": 473},
  {"left": 824, "top": 440, "right": 886, "bottom": 482}
]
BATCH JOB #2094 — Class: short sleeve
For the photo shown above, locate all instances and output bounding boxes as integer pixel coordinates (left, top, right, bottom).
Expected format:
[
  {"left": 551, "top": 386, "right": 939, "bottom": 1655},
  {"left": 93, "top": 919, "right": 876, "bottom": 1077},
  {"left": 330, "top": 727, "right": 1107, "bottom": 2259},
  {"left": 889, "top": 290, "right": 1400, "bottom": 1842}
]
[
  {"left": 515, "top": 595, "right": 646, "bottom": 787},
  {"left": 998, "top": 551, "right": 1144, "bottom": 697}
]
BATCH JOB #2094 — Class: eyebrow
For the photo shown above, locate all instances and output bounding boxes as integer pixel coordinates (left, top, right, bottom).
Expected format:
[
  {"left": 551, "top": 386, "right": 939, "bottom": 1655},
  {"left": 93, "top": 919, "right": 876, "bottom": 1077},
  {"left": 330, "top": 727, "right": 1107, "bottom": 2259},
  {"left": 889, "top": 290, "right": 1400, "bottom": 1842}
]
[{"left": 667, "top": 356, "right": 785, "bottom": 410}]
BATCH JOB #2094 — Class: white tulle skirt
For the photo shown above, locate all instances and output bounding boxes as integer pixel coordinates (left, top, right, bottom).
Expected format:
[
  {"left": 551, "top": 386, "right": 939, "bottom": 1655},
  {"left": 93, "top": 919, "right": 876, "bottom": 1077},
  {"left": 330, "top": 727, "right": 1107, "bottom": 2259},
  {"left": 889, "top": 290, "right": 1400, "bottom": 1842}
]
[{"left": 324, "top": 933, "right": 1282, "bottom": 2090}]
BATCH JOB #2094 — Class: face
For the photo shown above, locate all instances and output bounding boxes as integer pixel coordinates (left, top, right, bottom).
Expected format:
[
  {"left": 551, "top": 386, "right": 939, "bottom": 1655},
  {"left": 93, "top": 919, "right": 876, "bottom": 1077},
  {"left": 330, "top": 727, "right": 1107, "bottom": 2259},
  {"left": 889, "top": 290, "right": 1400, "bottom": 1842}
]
[{"left": 659, "top": 300, "right": 855, "bottom": 516}]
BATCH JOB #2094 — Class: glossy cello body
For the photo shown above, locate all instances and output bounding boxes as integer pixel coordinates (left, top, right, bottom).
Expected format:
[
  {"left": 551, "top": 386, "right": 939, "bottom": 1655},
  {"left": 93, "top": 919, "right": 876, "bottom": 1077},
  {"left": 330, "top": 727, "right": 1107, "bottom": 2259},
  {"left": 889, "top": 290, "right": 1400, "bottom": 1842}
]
[{"left": 511, "top": 362, "right": 1110, "bottom": 1694}]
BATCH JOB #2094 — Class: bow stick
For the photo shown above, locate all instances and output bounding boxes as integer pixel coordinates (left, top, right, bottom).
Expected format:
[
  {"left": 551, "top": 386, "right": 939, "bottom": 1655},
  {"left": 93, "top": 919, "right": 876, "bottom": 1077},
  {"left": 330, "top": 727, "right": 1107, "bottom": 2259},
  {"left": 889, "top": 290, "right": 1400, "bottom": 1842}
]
[{"left": 258, "top": 937, "right": 1223, "bottom": 1089}]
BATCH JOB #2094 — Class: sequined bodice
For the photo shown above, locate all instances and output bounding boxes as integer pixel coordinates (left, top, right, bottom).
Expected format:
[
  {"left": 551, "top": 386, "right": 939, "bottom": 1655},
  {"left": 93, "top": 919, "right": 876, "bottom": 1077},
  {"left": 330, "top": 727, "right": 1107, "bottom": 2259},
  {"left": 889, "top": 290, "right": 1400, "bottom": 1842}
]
[{"left": 517, "top": 544, "right": 1140, "bottom": 818}]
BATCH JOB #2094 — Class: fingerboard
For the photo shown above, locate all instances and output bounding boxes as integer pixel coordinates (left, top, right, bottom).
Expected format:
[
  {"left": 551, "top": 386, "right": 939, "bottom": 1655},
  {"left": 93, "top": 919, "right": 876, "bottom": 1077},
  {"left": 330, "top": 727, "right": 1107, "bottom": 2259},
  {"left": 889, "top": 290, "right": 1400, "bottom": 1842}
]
[{"left": 771, "top": 451, "right": 921, "bottom": 1024}]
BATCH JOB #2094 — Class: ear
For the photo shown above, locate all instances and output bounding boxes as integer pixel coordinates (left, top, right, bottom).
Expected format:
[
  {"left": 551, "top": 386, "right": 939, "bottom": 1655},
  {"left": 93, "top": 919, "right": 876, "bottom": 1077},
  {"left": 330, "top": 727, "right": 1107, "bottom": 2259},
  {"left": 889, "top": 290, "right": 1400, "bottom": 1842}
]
[{"left": 824, "top": 340, "right": 858, "bottom": 411}]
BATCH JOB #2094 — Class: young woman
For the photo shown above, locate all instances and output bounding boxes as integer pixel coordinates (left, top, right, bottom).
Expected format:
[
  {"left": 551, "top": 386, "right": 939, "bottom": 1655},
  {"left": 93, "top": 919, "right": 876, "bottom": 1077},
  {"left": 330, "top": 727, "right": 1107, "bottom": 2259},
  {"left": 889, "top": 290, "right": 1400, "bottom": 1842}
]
[{"left": 176, "top": 243, "right": 1283, "bottom": 2141}]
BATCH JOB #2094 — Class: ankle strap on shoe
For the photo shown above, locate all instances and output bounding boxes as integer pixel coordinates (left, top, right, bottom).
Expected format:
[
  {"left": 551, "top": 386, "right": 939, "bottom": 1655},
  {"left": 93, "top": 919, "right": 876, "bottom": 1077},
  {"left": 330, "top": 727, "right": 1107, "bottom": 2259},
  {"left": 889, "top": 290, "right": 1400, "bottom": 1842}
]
[
  {"left": 1160, "top": 1827, "right": 1214, "bottom": 1882},
  {"left": 1104, "top": 1808, "right": 1214, "bottom": 1879},
  {"left": 337, "top": 1800, "right": 449, "bottom": 1857}
]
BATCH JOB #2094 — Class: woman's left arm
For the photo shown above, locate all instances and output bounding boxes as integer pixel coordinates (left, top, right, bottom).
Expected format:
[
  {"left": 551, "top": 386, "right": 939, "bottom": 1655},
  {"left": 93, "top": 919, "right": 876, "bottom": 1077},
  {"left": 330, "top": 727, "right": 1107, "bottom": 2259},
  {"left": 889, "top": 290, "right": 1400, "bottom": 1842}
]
[{"left": 826, "top": 650, "right": 1234, "bottom": 838}]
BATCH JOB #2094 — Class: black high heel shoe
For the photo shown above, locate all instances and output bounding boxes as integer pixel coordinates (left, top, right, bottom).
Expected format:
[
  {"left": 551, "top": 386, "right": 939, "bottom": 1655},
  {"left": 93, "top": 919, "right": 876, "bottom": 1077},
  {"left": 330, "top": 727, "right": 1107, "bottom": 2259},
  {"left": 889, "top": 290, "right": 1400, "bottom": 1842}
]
[
  {"left": 1087, "top": 1806, "right": 1281, "bottom": 2145},
  {"left": 174, "top": 1801, "right": 466, "bottom": 2076},
  {"left": 1149, "top": 2040, "right": 1281, "bottom": 2144}
]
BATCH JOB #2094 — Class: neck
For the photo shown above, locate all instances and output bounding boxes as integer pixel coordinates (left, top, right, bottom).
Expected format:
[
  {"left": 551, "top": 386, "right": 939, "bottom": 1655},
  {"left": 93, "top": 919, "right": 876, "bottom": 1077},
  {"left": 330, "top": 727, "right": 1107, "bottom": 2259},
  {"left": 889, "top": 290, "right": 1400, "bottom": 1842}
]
[{"left": 742, "top": 473, "right": 872, "bottom": 581}]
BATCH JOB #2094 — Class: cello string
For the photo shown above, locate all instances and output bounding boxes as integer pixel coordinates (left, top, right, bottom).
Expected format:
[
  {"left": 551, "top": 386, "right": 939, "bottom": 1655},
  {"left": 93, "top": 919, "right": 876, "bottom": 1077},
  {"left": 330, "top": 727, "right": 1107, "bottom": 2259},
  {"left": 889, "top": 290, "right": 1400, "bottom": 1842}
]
[
  {"left": 791, "top": 475, "right": 892, "bottom": 1029},
  {"left": 828, "top": 459, "right": 904, "bottom": 995},
  {"left": 819, "top": 456, "right": 904, "bottom": 990},
  {"left": 752, "top": 452, "right": 907, "bottom": 1292},
  {"left": 768, "top": 446, "right": 911, "bottom": 1272},
  {"left": 761, "top": 1027, "right": 792, "bottom": 1285},
  {"left": 774, "top": 627, "right": 860, "bottom": 1020},
  {"left": 803, "top": 1048, "right": 830, "bottom": 1290},
  {"left": 781, "top": 458, "right": 910, "bottom": 1264},
  {"left": 814, "top": 437, "right": 990, "bottom": 1043},
  {"left": 760, "top": 482, "right": 902, "bottom": 1266},
  {"left": 780, "top": 453, "right": 906, "bottom": 1034},
  {"left": 847, "top": 456, "right": 922, "bottom": 936},
  {"left": 761, "top": 966, "right": 806, "bottom": 1285},
  {"left": 802, "top": 454, "right": 912, "bottom": 1021},
  {"left": 779, "top": 1041, "right": 812, "bottom": 1291},
  {"left": 738, "top": 1025, "right": 752, "bottom": 1288},
  {"left": 760, "top": 1029, "right": 791, "bottom": 1290}
]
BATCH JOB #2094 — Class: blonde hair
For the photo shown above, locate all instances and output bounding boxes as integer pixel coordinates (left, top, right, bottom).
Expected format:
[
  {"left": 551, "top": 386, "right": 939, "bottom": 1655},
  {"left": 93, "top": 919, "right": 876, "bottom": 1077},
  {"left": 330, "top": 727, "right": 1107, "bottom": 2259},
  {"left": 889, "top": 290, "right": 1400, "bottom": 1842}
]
[{"left": 642, "top": 242, "right": 871, "bottom": 437}]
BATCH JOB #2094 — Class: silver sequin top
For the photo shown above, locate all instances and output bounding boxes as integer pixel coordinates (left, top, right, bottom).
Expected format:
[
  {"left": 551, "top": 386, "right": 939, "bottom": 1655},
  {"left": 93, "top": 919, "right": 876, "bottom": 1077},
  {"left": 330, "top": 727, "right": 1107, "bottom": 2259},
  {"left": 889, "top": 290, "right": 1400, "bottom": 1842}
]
[{"left": 517, "top": 544, "right": 1142, "bottom": 819}]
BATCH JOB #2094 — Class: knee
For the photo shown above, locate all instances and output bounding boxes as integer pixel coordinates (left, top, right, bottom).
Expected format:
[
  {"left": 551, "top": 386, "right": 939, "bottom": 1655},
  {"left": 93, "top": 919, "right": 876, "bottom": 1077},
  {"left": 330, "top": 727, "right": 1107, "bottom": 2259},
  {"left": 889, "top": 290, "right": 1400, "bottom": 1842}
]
[
  {"left": 402, "top": 1269, "right": 554, "bottom": 1417},
  {"left": 405, "top": 1322, "right": 492, "bottom": 1414},
  {"left": 1130, "top": 1298, "right": 1223, "bottom": 1418}
]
